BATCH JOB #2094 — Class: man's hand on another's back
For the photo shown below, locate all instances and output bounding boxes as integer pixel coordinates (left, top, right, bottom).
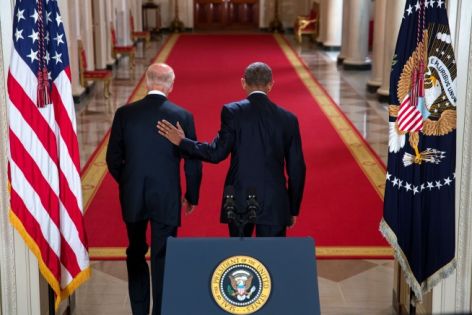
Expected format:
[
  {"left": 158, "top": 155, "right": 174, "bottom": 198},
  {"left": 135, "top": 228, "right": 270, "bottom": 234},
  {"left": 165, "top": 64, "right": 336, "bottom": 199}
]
[{"left": 157, "top": 120, "right": 185, "bottom": 145}]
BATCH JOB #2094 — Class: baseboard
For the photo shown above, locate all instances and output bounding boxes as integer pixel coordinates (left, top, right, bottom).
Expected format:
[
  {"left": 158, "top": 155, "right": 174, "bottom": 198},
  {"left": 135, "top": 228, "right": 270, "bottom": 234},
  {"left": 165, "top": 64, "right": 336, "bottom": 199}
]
[
  {"left": 106, "top": 58, "right": 119, "bottom": 70},
  {"left": 343, "top": 63, "right": 372, "bottom": 71},
  {"left": 366, "top": 82, "right": 381, "bottom": 93},
  {"left": 321, "top": 44, "right": 341, "bottom": 51},
  {"left": 73, "top": 85, "right": 91, "bottom": 104},
  {"left": 378, "top": 93, "right": 390, "bottom": 103}
]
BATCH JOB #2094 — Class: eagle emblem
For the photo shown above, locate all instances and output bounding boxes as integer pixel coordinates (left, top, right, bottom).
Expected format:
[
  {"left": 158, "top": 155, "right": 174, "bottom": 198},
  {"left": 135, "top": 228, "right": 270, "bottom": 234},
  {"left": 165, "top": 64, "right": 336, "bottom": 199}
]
[
  {"left": 211, "top": 256, "right": 271, "bottom": 314},
  {"left": 389, "top": 24, "right": 456, "bottom": 167},
  {"left": 228, "top": 270, "right": 256, "bottom": 301}
]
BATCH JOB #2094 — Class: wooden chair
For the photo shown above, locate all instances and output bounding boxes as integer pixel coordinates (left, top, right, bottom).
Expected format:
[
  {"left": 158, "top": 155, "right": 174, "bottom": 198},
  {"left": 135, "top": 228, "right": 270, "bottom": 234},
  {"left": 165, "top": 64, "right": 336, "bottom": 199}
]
[
  {"left": 130, "top": 11, "right": 151, "bottom": 47},
  {"left": 78, "top": 40, "right": 112, "bottom": 99},
  {"left": 110, "top": 23, "right": 136, "bottom": 69},
  {"left": 294, "top": 2, "right": 319, "bottom": 43}
]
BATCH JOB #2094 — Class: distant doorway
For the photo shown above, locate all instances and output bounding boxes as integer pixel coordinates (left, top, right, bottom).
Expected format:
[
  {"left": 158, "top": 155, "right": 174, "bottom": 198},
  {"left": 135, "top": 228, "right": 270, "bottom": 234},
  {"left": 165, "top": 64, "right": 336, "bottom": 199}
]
[{"left": 194, "top": 0, "right": 259, "bottom": 31}]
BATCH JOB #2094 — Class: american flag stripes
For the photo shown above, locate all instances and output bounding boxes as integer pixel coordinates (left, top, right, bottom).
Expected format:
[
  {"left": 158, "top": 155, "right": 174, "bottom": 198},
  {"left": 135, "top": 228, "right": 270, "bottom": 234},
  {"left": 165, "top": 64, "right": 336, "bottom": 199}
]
[
  {"left": 7, "top": 0, "right": 90, "bottom": 308},
  {"left": 397, "top": 93, "right": 424, "bottom": 132}
]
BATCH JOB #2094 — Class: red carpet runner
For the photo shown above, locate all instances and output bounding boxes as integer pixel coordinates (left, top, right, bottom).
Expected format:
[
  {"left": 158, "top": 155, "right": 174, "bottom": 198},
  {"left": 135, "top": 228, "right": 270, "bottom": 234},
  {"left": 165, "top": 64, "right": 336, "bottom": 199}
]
[{"left": 83, "top": 34, "right": 390, "bottom": 259}]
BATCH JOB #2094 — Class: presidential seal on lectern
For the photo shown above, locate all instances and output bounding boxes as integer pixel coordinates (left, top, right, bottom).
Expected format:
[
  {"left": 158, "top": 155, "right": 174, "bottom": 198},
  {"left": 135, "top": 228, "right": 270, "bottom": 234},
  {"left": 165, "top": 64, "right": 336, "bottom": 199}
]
[{"left": 211, "top": 256, "right": 272, "bottom": 314}]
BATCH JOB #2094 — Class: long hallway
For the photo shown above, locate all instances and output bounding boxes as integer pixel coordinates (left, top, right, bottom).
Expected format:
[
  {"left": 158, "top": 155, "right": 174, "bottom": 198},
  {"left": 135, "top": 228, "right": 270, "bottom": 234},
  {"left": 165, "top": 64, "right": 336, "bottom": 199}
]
[{"left": 73, "top": 35, "right": 393, "bottom": 315}]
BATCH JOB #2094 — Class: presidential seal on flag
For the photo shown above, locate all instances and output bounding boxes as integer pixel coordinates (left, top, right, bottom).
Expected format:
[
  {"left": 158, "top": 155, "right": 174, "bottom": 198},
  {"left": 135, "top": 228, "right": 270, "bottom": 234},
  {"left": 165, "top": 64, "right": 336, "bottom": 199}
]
[
  {"left": 390, "top": 26, "right": 456, "bottom": 166},
  {"left": 381, "top": 0, "right": 456, "bottom": 304}
]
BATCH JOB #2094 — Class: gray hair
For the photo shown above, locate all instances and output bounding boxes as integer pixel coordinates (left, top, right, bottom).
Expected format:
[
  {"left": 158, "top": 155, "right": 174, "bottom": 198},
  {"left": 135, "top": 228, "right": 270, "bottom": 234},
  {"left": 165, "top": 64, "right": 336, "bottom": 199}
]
[
  {"left": 146, "top": 64, "right": 175, "bottom": 89},
  {"left": 244, "top": 62, "right": 273, "bottom": 86}
]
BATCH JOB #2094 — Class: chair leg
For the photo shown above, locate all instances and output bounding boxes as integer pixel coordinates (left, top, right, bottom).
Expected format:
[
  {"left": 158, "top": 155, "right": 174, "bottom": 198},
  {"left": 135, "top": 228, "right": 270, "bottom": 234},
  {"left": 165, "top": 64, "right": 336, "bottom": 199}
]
[
  {"left": 311, "top": 33, "right": 316, "bottom": 42},
  {"left": 104, "top": 79, "right": 111, "bottom": 99},
  {"left": 130, "top": 52, "right": 135, "bottom": 70}
]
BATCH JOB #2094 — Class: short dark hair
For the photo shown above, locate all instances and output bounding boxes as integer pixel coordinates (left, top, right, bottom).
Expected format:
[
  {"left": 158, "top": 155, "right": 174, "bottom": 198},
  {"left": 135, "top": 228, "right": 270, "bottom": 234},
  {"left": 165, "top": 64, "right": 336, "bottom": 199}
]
[{"left": 244, "top": 62, "right": 273, "bottom": 86}]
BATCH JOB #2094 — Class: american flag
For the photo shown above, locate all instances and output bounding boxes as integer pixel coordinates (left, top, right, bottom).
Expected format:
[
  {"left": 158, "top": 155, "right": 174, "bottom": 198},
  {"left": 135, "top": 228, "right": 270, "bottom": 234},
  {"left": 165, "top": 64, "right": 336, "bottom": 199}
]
[
  {"left": 397, "top": 67, "right": 425, "bottom": 132},
  {"left": 397, "top": 94, "right": 424, "bottom": 132},
  {"left": 7, "top": 0, "right": 90, "bottom": 308}
]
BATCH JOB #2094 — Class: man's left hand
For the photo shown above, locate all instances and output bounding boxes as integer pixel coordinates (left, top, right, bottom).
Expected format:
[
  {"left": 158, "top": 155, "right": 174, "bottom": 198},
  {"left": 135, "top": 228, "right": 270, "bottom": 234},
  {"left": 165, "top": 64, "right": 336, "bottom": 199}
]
[
  {"left": 182, "top": 198, "right": 195, "bottom": 215},
  {"left": 288, "top": 216, "right": 297, "bottom": 228}
]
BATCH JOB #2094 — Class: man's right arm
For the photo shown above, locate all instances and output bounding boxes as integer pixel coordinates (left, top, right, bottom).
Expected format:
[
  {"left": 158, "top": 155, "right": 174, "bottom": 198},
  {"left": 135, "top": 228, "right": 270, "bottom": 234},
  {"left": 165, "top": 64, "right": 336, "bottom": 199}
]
[
  {"left": 179, "top": 105, "right": 235, "bottom": 164},
  {"left": 286, "top": 116, "right": 306, "bottom": 217},
  {"left": 106, "top": 108, "right": 124, "bottom": 182}
]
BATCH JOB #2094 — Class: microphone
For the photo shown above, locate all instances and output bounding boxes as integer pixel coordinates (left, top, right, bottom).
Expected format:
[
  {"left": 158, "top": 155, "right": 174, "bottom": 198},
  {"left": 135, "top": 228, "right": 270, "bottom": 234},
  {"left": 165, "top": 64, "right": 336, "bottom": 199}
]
[
  {"left": 246, "top": 188, "right": 258, "bottom": 224},
  {"left": 223, "top": 186, "right": 237, "bottom": 221}
]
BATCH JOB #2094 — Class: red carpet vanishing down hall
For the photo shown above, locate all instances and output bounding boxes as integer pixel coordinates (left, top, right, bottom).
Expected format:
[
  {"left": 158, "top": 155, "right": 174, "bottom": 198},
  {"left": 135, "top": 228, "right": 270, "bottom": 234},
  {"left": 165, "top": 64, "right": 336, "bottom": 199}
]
[{"left": 81, "top": 34, "right": 390, "bottom": 260}]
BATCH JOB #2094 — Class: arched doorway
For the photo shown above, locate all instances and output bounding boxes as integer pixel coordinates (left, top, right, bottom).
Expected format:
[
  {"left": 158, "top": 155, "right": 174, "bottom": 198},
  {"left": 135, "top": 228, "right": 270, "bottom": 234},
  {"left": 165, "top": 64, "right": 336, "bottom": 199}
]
[{"left": 194, "top": 0, "right": 259, "bottom": 30}]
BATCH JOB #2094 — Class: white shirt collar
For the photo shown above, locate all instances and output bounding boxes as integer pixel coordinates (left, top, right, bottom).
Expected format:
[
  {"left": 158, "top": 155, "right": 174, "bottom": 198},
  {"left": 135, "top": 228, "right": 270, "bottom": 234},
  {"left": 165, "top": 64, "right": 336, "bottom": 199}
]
[
  {"left": 248, "top": 91, "right": 267, "bottom": 96},
  {"left": 148, "top": 90, "right": 167, "bottom": 97}
]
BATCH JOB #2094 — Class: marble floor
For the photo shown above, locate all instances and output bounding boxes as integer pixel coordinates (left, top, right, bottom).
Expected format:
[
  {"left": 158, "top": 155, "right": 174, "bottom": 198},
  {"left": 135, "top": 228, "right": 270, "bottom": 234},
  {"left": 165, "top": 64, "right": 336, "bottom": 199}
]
[{"left": 71, "top": 35, "right": 394, "bottom": 315}]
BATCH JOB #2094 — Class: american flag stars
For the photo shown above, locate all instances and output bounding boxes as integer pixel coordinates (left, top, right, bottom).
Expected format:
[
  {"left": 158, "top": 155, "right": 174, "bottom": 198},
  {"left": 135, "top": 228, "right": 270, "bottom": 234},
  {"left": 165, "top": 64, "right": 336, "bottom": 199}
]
[
  {"left": 16, "top": 9, "right": 25, "bottom": 23},
  {"left": 55, "top": 13, "right": 63, "bottom": 27},
  {"left": 26, "top": 48, "right": 38, "bottom": 63},
  {"left": 53, "top": 32, "right": 64, "bottom": 46},
  {"left": 30, "top": 9, "right": 40, "bottom": 23},
  {"left": 405, "top": 0, "right": 445, "bottom": 16},
  {"left": 14, "top": 28, "right": 24, "bottom": 42},
  {"left": 28, "top": 29, "right": 39, "bottom": 44},
  {"left": 13, "top": 0, "right": 69, "bottom": 79},
  {"left": 52, "top": 51, "right": 62, "bottom": 64}
]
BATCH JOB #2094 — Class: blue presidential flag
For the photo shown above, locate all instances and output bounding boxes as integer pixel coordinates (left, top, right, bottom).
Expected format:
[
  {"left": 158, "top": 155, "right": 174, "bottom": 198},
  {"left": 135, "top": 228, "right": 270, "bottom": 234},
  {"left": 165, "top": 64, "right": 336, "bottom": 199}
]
[{"left": 380, "top": 0, "right": 456, "bottom": 303}]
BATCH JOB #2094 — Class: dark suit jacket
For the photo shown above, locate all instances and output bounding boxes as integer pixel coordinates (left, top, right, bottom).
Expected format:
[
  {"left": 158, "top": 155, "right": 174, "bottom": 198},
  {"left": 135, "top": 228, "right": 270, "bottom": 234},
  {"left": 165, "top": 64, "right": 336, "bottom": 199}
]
[
  {"left": 106, "top": 94, "right": 202, "bottom": 225},
  {"left": 179, "top": 93, "right": 306, "bottom": 226}
]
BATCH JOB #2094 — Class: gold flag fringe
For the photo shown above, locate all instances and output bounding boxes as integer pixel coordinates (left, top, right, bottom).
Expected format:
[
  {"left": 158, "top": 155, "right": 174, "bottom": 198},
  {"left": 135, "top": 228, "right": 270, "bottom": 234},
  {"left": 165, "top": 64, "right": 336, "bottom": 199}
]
[
  {"left": 9, "top": 211, "right": 91, "bottom": 310},
  {"left": 379, "top": 218, "right": 456, "bottom": 305}
]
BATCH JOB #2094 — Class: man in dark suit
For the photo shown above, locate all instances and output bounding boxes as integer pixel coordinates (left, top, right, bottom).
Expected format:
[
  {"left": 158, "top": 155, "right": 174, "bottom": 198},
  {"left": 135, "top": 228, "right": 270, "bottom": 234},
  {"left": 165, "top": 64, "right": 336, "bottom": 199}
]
[
  {"left": 157, "top": 62, "right": 305, "bottom": 237},
  {"left": 106, "top": 63, "right": 202, "bottom": 315}
]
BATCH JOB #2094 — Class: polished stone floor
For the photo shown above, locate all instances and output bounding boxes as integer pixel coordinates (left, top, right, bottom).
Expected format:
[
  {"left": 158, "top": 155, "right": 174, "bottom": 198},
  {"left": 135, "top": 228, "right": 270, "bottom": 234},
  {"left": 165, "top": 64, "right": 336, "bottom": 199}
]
[{"left": 71, "top": 35, "right": 393, "bottom": 315}]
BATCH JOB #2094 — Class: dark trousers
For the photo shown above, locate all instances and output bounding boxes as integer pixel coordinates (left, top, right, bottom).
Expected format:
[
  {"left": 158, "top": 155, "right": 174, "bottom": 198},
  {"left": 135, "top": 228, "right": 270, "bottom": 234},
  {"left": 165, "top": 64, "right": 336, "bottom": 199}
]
[
  {"left": 125, "top": 220, "right": 177, "bottom": 315},
  {"left": 228, "top": 222, "right": 286, "bottom": 237}
]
